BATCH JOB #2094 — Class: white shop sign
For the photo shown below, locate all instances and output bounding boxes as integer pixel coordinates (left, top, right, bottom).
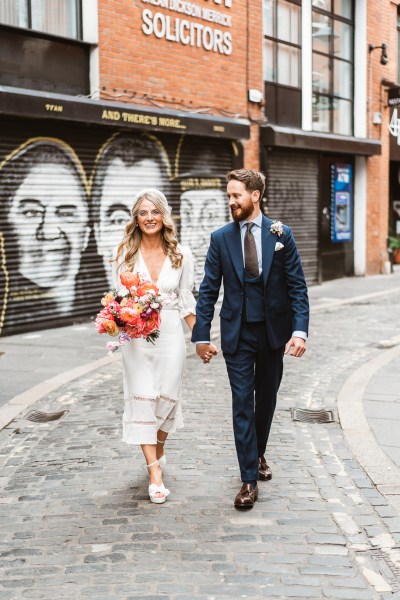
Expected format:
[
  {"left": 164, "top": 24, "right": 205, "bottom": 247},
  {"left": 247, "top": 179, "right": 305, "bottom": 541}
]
[{"left": 141, "top": 0, "right": 233, "bottom": 55}]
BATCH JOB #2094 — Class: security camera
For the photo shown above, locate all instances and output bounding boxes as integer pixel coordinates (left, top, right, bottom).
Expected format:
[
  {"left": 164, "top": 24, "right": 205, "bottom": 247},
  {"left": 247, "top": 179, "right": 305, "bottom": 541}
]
[{"left": 381, "top": 43, "right": 388, "bottom": 65}]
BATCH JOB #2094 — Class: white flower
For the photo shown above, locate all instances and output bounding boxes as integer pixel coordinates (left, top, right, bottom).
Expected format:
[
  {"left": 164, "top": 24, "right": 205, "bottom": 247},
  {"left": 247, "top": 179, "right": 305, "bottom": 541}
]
[{"left": 270, "top": 220, "right": 283, "bottom": 237}]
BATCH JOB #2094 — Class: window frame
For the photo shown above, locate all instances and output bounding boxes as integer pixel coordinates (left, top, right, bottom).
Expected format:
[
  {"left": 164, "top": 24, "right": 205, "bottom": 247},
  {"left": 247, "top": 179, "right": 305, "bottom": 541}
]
[
  {"left": 0, "top": 0, "right": 82, "bottom": 41},
  {"left": 312, "top": 0, "right": 355, "bottom": 136},
  {"left": 263, "top": 0, "right": 302, "bottom": 90}
]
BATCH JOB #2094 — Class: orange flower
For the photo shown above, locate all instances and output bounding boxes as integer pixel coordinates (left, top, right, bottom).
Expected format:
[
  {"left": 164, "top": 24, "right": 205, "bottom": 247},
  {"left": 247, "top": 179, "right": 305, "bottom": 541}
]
[
  {"left": 136, "top": 282, "right": 159, "bottom": 297},
  {"left": 101, "top": 292, "right": 114, "bottom": 307},
  {"left": 120, "top": 271, "right": 140, "bottom": 289},
  {"left": 143, "top": 313, "right": 161, "bottom": 336},
  {"left": 103, "top": 320, "right": 119, "bottom": 336},
  {"left": 120, "top": 306, "right": 140, "bottom": 325}
]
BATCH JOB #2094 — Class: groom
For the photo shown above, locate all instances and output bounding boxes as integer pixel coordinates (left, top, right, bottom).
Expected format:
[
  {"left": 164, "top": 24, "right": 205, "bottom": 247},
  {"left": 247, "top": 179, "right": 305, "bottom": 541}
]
[{"left": 192, "top": 169, "right": 309, "bottom": 509}]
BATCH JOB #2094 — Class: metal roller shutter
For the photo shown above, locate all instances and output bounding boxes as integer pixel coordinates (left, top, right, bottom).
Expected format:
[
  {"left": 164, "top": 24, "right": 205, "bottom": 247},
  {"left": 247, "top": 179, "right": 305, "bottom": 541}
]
[
  {"left": 265, "top": 150, "right": 319, "bottom": 285},
  {"left": 0, "top": 119, "right": 235, "bottom": 335}
]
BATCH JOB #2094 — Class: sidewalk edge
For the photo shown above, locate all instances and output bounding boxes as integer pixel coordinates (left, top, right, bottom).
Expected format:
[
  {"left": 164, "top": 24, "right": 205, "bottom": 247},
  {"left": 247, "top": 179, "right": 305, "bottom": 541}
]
[
  {"left": 0, "top": 354, "right": 118, "bottom": 430},
  {"left": 337, "top": 344, "right": 400, "bottom": 513}
]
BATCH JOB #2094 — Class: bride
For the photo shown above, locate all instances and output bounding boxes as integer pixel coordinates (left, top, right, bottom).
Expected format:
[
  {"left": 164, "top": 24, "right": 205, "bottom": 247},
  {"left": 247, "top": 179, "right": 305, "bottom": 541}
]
[{"left": 112, "top": 189, "right": 217, "bottom": 503}]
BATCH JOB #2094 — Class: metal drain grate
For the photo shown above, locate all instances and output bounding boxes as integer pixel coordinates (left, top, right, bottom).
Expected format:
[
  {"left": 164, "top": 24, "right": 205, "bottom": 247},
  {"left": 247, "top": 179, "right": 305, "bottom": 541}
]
[
  {"left": 26, "top": 410, "right": 69, "bottom": 423},
  {"left": 368, "top": 549, "right": 400, "bottom": 593},
  {"left": 291, "top": 408, "right": 334, "bottom": 423}
]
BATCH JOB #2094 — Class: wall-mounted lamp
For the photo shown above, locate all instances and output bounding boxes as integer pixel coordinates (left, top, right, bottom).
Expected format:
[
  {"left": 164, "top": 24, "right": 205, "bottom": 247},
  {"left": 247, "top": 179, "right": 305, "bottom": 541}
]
[{"left": 368, "top": 43, "right": 388, "bottom": 66}]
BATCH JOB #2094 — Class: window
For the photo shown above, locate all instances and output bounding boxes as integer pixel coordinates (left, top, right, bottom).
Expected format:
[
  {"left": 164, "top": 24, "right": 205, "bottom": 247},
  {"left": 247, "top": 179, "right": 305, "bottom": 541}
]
[
  {"left": 312, "top": 0, "right": 354, "bottom": 135},
  {"left": 0, "top": 0, "right": 82, "bottom": 39},
  {"left": 263, "top": 0, "right": 301, "bottom": 87},
  {"left": 263, "top": 0, "right": 302, "bottom": 127}
]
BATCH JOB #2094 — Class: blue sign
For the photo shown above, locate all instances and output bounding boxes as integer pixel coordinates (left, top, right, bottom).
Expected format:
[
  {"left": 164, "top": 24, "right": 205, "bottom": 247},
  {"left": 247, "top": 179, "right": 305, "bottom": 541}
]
[{"left": 331, "top": 163, "right": 352, "bottom": 242}]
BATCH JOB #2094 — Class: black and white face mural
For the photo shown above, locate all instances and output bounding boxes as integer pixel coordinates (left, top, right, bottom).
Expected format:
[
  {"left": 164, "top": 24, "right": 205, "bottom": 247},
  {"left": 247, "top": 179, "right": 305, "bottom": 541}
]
[
  {"left": 92, "top": 134, "right": 171, "bottom": 289},
  {"left": 0, "top": 128, "right": 234, "bottom": 335},
  {"left": 179, "top": 187, "right": 228, "bottom": 290},
  {"left": 0, "top": 139, "right": 90, "bottom": 330}
]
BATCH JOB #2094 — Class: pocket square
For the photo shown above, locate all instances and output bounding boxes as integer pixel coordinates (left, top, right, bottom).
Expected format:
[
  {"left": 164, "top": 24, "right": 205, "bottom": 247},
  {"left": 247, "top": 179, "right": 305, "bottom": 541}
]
[{"left": 275, "top": 242, "right": 284, "bottom": 251}]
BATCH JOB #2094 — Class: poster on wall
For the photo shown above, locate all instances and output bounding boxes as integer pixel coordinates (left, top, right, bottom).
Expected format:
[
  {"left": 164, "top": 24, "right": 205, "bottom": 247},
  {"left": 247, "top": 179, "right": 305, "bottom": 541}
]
[{"left": 330, "top": 163, "right": 353, "bottom": 243}]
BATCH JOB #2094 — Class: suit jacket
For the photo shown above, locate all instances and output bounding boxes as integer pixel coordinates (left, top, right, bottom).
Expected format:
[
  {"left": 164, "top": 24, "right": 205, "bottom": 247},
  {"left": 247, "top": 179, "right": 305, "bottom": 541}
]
[{"left": 192, "top": 214, "right": 309, "bottom": 354}]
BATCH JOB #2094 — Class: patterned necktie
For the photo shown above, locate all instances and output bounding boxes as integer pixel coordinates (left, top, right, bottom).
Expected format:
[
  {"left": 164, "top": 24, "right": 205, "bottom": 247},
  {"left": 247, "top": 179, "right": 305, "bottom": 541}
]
[{"left": 244, "top": 222, "right": 259, "bottom": 277}]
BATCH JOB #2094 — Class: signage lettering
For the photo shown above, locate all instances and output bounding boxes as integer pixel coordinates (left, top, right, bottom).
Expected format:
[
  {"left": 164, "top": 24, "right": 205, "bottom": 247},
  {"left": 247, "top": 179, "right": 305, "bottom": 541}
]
[
  {"left": 122, "top": 112, "right": 158, "bottom": 125},
  {"left": 141, "top": 0, "right": 233, "bottom": 55},
  {"left": 101, "top": 109, "right": 187, "bottom": 129},
  {"left": 389, "top": 107, "right": 400, "bottom": 145},
  {"left": 45, "top": 104, "right": 63, "bottom": 112},
  {"left": 102, "top": 110, "right": 121, "bottom": 121}
]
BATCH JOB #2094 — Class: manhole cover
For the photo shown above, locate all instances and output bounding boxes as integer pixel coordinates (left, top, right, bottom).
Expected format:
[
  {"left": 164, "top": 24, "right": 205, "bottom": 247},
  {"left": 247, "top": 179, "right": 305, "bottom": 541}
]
[
  {"left": 26, "top": 410, "right": 69, "bottom": 423},
  {"left": 291, "top": 408, "right": 334, "bottom": 423}
]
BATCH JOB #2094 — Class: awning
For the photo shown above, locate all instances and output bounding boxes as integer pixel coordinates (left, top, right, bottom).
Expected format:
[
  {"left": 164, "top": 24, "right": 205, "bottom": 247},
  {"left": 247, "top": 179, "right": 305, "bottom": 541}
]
[
  {"left": 0, "top": 85, "right": 250, "bottom": 140},
  {"left": 261, "top": 124, "right": 381, "bottom": 156}
]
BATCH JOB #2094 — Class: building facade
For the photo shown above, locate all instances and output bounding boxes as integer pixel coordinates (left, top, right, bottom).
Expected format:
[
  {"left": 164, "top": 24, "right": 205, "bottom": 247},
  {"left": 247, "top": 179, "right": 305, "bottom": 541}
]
[{"left": 0, "top": 0, "right": 397, "bottom": 335}]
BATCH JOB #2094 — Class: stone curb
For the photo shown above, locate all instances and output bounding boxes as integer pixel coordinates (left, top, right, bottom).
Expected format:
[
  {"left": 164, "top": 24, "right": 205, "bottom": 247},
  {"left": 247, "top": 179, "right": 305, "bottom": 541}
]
[{"left": 337, "top": 342, "right": 400, "bottom": 513}]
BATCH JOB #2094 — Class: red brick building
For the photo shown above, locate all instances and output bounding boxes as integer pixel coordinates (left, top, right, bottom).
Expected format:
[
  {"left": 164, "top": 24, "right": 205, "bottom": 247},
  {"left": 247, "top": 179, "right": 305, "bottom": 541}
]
[{"left": 0, "top": 0, "right": 398, "bottom": 335}]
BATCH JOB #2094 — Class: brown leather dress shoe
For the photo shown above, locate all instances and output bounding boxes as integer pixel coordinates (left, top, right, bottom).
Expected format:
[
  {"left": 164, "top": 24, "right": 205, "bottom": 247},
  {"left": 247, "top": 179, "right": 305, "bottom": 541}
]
[
  {"left": 234, "top": 483, "right": 258, "bottom": 509},
  {"left": 259, "top": 456, "right": 272, "bottom": 481}
]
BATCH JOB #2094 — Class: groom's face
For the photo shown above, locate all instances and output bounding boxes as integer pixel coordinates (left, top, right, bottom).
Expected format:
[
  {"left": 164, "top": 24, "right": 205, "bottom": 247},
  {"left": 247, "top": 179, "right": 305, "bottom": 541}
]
[{"left": 227, "top": 179, "right": 260, "bottom": 222}]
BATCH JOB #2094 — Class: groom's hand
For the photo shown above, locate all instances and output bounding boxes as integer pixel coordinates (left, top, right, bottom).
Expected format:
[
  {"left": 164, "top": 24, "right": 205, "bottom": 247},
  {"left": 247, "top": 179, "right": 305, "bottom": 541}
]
[
  {"left": 196, "top": 343, "right": 218, "bottom": 364},
  {"left": 284, "top": 337, "right": 306, "bottom": 358}
]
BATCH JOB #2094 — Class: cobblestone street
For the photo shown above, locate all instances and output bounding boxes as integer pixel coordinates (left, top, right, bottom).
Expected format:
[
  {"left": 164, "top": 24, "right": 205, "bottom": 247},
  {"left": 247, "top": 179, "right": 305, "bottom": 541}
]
[{"left": 1, "top": 282, "right": 400, "bottom": 599}]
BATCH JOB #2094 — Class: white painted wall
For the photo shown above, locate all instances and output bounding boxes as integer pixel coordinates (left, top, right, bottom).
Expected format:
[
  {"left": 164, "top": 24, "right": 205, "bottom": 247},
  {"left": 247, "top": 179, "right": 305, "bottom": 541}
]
[{"left": 354, "top": 155, "right": 367, "bottom": 275}]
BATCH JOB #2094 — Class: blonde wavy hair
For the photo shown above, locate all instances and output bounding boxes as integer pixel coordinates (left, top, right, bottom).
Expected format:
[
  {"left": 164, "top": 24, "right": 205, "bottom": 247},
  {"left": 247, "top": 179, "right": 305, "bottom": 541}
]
[{"left": 113, "top": 189, "right": 183, "bottom": 271}]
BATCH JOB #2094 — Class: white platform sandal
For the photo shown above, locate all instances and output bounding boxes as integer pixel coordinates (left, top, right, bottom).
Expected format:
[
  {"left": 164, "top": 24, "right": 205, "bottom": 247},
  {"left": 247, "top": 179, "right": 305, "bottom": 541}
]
[
  {"left": 157, "top": 438, "right": 167, "bottom": 469},
  {"left": 147, "top": 459, "right": 170, "bottom": 504}
]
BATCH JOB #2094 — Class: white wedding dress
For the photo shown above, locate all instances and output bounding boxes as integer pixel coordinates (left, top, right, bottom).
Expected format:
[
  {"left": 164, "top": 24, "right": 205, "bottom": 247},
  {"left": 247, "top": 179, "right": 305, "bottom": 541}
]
[{"left": 111, "top": 245, "right": 196, "bottom": 445}]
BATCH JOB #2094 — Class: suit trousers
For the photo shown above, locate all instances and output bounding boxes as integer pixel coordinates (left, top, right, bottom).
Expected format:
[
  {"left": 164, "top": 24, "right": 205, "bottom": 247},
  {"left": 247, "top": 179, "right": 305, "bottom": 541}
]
[{"left": 223, "top": 322, "right": 284, "bottom": 482}]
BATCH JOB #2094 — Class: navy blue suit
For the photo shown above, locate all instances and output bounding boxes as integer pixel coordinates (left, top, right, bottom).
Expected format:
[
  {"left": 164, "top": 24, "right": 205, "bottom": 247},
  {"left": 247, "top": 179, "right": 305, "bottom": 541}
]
[{"left": 192, "top": 214, "right": 309, "bottom": 482}]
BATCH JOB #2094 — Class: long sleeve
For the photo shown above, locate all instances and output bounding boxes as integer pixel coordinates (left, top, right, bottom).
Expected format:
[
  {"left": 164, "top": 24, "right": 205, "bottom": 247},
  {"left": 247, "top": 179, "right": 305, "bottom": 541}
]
[
  {"left": 191, "top": 232, "right": 222, "bottom": 343},
  {"left": 111, "top": 246, "right": 128, "bottom": 295},
  {"left": 177, "top": 246, "right": 196, "bottom": 318}
]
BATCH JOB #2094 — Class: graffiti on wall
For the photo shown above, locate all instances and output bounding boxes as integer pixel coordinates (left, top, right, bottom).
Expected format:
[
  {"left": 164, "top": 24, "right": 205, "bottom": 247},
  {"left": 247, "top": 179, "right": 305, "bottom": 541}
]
[{"left": 0, "top": 131, "right": 234, "bottom": 334}]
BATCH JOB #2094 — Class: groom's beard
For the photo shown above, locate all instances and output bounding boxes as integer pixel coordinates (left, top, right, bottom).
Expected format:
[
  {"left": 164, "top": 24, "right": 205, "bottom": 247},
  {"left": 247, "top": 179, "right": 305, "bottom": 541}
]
[{"left": 230, "top": 199, "right": 254, "bottom": 222}]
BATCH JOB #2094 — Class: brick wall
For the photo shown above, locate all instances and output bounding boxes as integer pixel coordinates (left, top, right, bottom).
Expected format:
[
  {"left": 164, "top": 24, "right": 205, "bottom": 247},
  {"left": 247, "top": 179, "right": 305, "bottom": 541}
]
[
  {"left": 366, "top": 0, "right": 400, "bottom": 273},
  {"left": 97, "top": 0, "right": 263, "bottom": 169}
]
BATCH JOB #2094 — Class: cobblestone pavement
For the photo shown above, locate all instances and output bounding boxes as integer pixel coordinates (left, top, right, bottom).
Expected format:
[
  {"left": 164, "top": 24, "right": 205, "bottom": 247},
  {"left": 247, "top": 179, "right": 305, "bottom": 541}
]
[{"left": 1, "top": 292, "right": 400, "bottom": 599}]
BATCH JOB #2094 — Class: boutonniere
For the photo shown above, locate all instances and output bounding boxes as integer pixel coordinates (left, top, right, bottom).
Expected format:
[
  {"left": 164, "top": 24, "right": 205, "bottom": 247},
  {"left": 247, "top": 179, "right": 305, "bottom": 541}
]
[{"left": 270, "top": 220, "right": 283, "bottom": 237}]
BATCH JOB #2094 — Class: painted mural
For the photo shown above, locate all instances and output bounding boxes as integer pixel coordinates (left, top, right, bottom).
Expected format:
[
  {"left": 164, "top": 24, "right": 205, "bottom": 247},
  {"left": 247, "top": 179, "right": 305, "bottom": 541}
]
[{"left": 0, "top": 123, "right": 235, "bottom": 335}]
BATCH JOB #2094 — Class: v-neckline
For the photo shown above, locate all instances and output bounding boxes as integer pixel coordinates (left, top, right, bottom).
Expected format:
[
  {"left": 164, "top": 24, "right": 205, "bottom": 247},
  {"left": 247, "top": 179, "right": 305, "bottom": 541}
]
[{"left": 139, "top": 250, "right": 168, "bottom": 286}]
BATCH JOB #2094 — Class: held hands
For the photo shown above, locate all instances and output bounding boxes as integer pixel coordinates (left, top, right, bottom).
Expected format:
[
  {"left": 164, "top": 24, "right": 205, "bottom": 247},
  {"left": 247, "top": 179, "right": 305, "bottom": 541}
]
[
  {"left": 196, "top": 343, "right": 219, "bottom": 364},
  {"left": 284, "top": 336, "right": 306, "bottom": 358}
]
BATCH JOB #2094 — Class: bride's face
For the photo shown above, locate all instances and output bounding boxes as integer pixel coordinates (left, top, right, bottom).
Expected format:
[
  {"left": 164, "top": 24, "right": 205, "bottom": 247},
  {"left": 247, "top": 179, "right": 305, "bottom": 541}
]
[{"left": 137, "top": 199, "right": 164, "bottom": 238}]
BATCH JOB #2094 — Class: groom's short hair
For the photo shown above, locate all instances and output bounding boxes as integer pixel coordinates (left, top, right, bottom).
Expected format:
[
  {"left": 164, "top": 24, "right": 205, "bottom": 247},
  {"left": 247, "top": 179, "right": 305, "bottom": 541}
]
[{"left": 226, "top": 169, "right": 266, "bottom": 200}]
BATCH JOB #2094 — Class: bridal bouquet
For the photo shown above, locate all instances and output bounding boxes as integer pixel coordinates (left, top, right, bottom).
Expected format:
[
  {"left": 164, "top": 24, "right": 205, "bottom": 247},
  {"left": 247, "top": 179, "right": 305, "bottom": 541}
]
[{"left": 95, "top": 271, "right": 171, "bottom": 352}]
